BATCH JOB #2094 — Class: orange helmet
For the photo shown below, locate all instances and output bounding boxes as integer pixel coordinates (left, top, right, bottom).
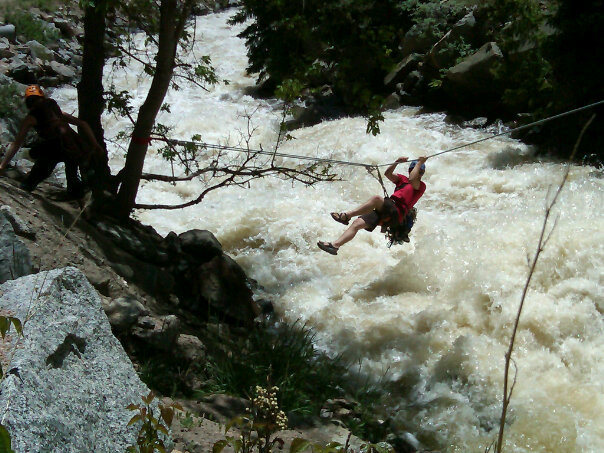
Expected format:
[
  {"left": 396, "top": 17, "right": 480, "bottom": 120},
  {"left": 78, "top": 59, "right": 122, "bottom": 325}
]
[{"left": 25, "top": 85, "right": 44, "bottom": 98}]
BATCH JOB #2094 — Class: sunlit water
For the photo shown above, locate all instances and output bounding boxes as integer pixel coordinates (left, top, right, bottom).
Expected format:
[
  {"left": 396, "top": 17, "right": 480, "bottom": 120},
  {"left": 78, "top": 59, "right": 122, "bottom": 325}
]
[{"left": 54, "top": 10, "right": 604, "bottom": 452}]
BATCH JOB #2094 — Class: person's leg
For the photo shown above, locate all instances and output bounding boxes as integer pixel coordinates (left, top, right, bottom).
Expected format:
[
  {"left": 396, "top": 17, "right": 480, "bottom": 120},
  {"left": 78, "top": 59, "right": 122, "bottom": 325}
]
[
  {"left": 345, "top": 195, "right": 385, "bottom": 218},
  {"left": 22, "top": 156, "right": 58, "bottom": 191},
  {"left": 333, "top": 217, "right": 369, "bottom": 248},
  {"left": 64, "top": 158, "right": 84, "bottom": 197}
]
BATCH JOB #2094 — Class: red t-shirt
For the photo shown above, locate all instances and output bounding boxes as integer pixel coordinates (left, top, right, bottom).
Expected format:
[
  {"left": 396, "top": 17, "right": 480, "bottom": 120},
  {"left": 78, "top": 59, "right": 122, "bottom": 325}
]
[{"left": 390, "top": 174, "right": 426, "bottom": 221}]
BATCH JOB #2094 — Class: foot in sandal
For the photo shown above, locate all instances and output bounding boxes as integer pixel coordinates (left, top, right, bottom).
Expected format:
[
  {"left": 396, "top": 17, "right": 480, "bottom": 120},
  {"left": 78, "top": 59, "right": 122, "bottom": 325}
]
[
  {"left": 330, "top": 212, "right": 350, "bottom": 225},
  {"left": 317, "top": 241, "right": 339, "bottom": 255}
]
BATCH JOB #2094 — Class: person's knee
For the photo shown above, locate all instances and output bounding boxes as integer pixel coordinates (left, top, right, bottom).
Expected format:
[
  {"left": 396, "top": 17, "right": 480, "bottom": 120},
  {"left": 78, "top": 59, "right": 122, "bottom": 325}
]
[
  {"left": 370, "top": 195, "right": 383, "bottom": 205},
  {"left": 351, "top": 218, "right": 366, "bottom": 230}
]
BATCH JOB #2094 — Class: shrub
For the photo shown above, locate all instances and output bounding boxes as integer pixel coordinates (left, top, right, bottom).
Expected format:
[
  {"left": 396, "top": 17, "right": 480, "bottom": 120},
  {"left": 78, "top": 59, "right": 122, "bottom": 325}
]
[
  {"left": 198, "top": 321, "right": 347, "bottom": 417},
  {"left": 2, "top": 10, "right": 61, "bottom": 44},
  {"left": 0, "top": 83, "right": 24, "bottom": 125}
]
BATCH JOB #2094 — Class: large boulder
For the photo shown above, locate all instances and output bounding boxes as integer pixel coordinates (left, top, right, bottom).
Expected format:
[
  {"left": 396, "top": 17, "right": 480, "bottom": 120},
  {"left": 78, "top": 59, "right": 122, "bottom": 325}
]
[
  {"left": 0, "top": 267, "right": 170, "bottom": 452},
  {"left": 178, "top": 229, "right": 222, "bottom": 262},
  {"left": 445, "top": 41, "right": 503, "bottom": 91},
  {"left": 189, "top": 255, "right": 258, "bottom": 324},
  {"left": 426, "top": 12, "right": 477, "bottom": 70},
  {"left": 384, "top": 53, "right": 423, "bottom": 88},
  {"left": 0, "top": 210, "right": 32, "bottom": 284},
  {"left": 26, "top": 40, "right": 54, "bottom": 62},
  {"left": 0, "top": 24, "right": 16, "bottom": 42},
  {"left": 443, "top": 41, "right": 504, "bottom": 113},
  {"left": 402, "top": 24, "right": 439, "bottom": 56}
]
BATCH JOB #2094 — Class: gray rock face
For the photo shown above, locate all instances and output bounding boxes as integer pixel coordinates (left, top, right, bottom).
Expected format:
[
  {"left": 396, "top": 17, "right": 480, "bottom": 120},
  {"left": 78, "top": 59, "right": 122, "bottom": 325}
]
[
  {"left": 26, "top": 40, "right": 54, "bottom": 61},
  {"left": 0, "top": 24, "right": 16, "bottom": 42},
  {"left": 48, "top": 60, "right": 75, "bottom": 79},
  {"left": 445, "top": 41, "right": 503, "bottom": 90},
  {"left": 178, "top": 229, "right": 223, "bottom": 262},
  {"left": 0, "top": 267, "right": 169, "bottom": 452},
  {"left": 0, "top": 211, "right": 32, "bottom": 284},
  {"left": 102, "top": 295, "right": 148, "bottom": 333},
  {"left": 0, "top": 205, "right": 36, "bottom": 239},
  {"left": 384, "top": 53, "right": 423, "bottom": 87}
]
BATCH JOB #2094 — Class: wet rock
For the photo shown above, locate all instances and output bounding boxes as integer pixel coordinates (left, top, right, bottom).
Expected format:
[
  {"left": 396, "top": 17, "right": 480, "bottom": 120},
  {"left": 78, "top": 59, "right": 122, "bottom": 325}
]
[
  {"left": 178, "top": 229, "right": 222, "bottom": 262},
  {"left": 403, "top": 70, "right": 424, "bottom": 93},
  {"left": 0, "top": 267, "right": 166, "bottom": 452},
  {"left": 0, "top": 212, "right": 32, "bottom": 284},
  {"left": 382, "top": 92, "right": 401, "bottom": 111},
  {"left": 462, "top": 117, "right": 488, "bottom": 128}
]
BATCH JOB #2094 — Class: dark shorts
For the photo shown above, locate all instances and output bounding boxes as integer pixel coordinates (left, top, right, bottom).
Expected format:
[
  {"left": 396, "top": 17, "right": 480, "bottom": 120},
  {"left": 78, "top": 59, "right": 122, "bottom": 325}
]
[{"left": 360, "top": 197, "right": 401, "bottom": 232}]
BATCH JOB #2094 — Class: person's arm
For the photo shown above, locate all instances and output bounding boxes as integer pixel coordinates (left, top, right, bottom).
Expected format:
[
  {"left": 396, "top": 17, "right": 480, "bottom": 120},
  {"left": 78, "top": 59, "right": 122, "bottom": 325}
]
[
  {"left": 0, "top": 116, "right": 36, "bottom": 171},
  {"left": 384, "top": 156, "right": 409, "bottom": 184},
  {"left": 408, "top": 156, "right": 427, "bottom": 190},
  {"left": 62, "top": 112, "right": 103, "bottom": 152}
]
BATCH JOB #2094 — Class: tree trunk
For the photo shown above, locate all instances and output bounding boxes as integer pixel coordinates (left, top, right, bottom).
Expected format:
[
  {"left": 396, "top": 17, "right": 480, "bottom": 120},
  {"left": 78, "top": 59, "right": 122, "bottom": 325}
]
[
  {"left": 78, "top": 3, "right": 106, "bottom": 145},
  {"left": 114, "top": 0, "right": 193, "bottom": 220}
]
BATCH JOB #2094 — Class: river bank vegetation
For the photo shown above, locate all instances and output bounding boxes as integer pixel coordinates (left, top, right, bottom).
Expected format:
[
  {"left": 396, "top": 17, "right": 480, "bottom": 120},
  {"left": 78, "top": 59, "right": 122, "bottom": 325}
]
[{"left": 233, "top": 0, "right": 603, "bottom": 161}]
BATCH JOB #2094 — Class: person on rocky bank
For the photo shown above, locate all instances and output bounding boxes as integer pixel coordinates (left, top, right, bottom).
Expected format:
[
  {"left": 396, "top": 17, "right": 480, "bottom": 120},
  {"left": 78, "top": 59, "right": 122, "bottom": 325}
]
[
  {"left": 317, "top": 156, "right": 427, "bottom": 255},
  {"left": 0, "top": 85, "right": 105, "bottom": 199}
]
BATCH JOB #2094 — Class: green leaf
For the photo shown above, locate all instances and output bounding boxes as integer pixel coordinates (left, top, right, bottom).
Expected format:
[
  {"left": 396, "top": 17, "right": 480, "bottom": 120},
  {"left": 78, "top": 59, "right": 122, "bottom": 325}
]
[
  {"left": 127, "top": 414, "right": 143, "bottom": 427},
  {"left": 0, "top": 317, "right": 9, "bottom": 339},
  {"left": 212, "top": 439, "right": 228, "bottom": 453},
  {"left": 289, "top": 438, "right": 311, "bottom": 453},
  {"left": 159, "top": 406, "right": 174, "bottom": 426},
  {"left": 0, "top": 425, "right": 14, "bottom": 453},
  {"left": 225, "top": 416, "right": 244, "bottom": 433},
  {"left": 8, "top": 318, "right": 22, "bottom": 336}
]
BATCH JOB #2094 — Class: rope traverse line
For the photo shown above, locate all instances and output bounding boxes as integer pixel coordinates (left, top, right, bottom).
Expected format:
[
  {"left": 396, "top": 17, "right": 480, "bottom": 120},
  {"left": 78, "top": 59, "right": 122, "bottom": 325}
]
[
  {"left": 421, "top": 99, "right": 604, "bottom": 161},
  {"left": 153, "top": 99, "right": 602, "bottom": 168}
]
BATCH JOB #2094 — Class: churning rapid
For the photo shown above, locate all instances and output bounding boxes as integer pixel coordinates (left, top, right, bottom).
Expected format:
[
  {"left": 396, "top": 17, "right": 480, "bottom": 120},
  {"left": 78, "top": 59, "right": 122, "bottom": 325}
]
[{"left": 55, "top": 10, "right": 603, "bottom": 453}]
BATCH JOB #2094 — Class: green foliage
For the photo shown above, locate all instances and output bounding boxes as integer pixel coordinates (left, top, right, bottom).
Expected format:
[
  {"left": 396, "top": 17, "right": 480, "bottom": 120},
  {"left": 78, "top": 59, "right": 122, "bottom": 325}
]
[
  {"left": 231, "top": 0, "right": 411, "bottom": 120},
  {"left": 487, "top": 0, "right": 553, "bottom": 112},
  {"left": 213, "top": 386, "right": 288, "bottom": 453},
  {"left": 290, "top": 438, "right": 393, "bottom": 453},
  {"left": 400, "top": 0, "right": 467, "bottom": 42},
  {"left": 0, "top": 83, "right": 24, "bottom": 127},
  {"left": 126, "top": 391, "right": 182, "bottom": 453},
  {"left": 0, "top": 425, "right": 15, "bottom": 453},
  {"left": 198, "top": 321, "right": 346, "bottom": 416},
  {"left": 2, "top": 10, "right": 60, "bottom": 44}
]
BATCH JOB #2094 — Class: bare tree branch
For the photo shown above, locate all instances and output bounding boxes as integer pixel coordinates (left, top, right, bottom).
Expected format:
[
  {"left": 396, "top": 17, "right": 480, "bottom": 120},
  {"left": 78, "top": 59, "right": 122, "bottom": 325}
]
[{"left": 494, "top": 114, "right": 595, "bottom": 452}]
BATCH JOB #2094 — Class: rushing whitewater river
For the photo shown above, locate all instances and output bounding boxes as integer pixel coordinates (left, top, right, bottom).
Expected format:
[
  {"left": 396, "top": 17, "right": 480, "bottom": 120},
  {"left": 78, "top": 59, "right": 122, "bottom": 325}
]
[{"left": 54, "top": 9, "right": 603, "bottom": 453}]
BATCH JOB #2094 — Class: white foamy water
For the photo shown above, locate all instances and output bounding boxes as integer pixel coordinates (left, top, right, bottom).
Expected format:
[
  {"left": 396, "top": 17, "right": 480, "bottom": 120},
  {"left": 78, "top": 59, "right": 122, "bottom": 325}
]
[{"left": 54, "top": 10, "right": 604, "bottom": 452}]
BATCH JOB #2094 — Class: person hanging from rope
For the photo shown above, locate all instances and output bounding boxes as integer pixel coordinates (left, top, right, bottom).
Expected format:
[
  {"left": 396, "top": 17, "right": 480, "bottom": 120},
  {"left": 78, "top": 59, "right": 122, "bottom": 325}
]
[
  {"left": 317, "top": 156, "right": 427, "bottom": 255},
  {"left": 0, "top": 85, "right": 105, "bottom": 200}
]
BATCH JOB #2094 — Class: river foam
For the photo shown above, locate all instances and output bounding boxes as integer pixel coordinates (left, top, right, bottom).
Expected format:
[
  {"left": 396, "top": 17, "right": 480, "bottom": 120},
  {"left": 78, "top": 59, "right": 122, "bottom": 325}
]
[{"left": 53, "top": 9, "right": 604, "bottom": 452}]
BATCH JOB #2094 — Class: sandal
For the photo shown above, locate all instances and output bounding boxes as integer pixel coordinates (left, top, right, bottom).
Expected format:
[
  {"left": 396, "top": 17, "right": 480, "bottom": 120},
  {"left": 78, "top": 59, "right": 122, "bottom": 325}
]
[
  {"left": 330, "top": 212, "right": 350, "bottom": 225},
  {"left": 317, "top": 241, "right": 339, "bottom": 255}
]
